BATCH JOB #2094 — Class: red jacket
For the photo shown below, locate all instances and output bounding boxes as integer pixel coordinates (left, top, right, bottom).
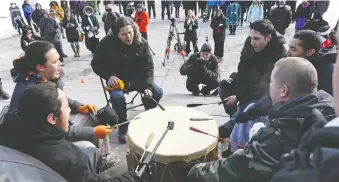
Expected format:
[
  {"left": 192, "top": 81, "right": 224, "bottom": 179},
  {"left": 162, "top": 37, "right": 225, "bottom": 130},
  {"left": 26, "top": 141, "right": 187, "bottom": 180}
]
[{"left": 134, "top": 11, "right": 149, "bottom": 33}]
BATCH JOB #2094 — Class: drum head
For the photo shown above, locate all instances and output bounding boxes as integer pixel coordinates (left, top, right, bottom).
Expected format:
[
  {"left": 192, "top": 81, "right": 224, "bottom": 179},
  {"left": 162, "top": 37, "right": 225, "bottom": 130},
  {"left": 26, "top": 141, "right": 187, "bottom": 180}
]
[{"left": 127, "top": 106, "right": 218, "bottom": 164}]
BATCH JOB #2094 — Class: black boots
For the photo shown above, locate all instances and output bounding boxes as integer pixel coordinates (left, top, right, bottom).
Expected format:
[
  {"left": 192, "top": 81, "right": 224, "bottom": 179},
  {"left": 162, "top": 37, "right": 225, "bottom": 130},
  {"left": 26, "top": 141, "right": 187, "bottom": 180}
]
[{"left": 0, "top": 79, "right": 10, "bottom": 100}]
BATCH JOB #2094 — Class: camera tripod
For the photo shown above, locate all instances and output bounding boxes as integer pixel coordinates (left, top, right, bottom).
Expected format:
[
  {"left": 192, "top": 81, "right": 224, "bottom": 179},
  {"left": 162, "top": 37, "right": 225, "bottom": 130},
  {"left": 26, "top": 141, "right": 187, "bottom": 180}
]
[{"left": 162, "top": 18, "right": 186, "bottom": 67}]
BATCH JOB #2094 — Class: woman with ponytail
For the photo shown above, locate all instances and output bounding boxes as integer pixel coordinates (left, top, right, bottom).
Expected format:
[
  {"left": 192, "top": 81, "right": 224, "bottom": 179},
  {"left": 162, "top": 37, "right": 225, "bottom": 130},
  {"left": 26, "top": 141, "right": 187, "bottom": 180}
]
[{"left": 8, "top": 41, "right": 115, "bottom": 155}]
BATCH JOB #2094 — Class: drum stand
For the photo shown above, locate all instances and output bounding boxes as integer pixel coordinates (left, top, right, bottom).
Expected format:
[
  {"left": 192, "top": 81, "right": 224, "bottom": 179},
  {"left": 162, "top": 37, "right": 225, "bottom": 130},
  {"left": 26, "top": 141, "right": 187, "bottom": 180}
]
[
  {"left": 136, "top": 121, "right": 175, "bottom": 181},
  {"left": 163, "top": 18, "right": 186, "bottom": 67}
]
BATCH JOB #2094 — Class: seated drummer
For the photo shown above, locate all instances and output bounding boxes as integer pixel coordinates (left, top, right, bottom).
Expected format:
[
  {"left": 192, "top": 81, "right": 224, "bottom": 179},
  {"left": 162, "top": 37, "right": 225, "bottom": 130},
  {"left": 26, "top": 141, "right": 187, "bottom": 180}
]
[
  {"left": 288, "top": 30, "right": 336, "bottom": 96},
  {"left": 180, "top": 43, "right": 219, "bottom": 95},
  {"left": 8, "top": 41, "right": 118, "bottom": 169},
  {"left": 183, "top": 57, "right": 336, "bottom": 182},
  {"left": 91, "top": 17, "right": 163, "bottom": 144},
  {"left": 0, "top": 82, "right": 141, "bottom": 182},
  {"left": 218, "top": 19, "right": 287, "bottom": 138}
]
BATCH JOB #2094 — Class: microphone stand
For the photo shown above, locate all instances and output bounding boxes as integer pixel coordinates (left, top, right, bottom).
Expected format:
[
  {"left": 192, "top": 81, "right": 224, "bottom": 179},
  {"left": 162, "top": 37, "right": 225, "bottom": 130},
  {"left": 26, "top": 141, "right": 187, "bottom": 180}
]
[{"left": 136, "top": 121, "right": 175, "bottom": 181}]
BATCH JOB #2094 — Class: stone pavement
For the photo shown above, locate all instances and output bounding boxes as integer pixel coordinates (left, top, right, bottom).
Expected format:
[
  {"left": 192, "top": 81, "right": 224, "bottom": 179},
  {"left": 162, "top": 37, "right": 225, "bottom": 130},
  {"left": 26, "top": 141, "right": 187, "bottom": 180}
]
[{"left": 0, "top": 3, "right": 296, "bottom": 177}]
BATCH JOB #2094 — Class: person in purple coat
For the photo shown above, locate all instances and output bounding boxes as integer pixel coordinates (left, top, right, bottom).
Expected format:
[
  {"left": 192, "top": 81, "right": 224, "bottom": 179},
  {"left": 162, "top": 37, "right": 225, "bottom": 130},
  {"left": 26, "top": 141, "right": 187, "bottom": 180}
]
[
  {"left": 295, "top": 0, "right": 312, "bottom": 32},
  {"left": 69, "top": 0, "right": 80, "bottom": 23}
]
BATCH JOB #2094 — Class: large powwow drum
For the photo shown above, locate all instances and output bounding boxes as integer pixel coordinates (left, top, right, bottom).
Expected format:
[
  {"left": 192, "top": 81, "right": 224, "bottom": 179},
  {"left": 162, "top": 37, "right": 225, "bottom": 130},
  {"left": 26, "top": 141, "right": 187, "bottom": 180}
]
[{"left": 126, "top": 106, "right": 219, "bottom": 182}]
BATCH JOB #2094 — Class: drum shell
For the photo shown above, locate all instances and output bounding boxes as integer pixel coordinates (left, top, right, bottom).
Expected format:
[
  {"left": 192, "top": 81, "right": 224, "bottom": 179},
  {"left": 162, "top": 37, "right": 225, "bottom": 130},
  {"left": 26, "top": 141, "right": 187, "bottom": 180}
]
[{"left": 126, "top": 146, "right": 218, "bottom": 182}]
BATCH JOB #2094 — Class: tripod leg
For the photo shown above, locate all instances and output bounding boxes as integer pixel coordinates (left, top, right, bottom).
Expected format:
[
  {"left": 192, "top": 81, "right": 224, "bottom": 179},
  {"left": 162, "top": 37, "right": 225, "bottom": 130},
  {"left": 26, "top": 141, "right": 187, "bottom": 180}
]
[
  {"left": 173, "top": 25, "right": 186, "bottom": 62},
  {"left": 162, "top": 26, "right": 174, "bottom": 67}
]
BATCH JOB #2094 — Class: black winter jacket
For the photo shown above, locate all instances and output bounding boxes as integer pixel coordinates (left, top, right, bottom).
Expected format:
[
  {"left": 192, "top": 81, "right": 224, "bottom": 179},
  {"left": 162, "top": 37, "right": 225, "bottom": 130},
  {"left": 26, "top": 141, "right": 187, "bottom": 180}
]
[
  {"left": 303, "top": 18, "right": 329, "bottom": 32},
  {"left": 307, "top": 46, "right": 337, "bottom": 96},
  {"left": 269, "top": 5, "right": 291, "bottom": 31},
  {"left": 0, "top": 113, "right": 139, "bottom": 182},
  {"left": 180, "top": 52, "right": 219, "bottom": 80},
  {"left": 91, "top": 35, "right": 154, "bottom": 91},
  {"left": 187, "top": 91, "right": 335, "bottom": 182},
  {"left": 210, "top": 16, "right": 227, "bottom": 40},
  {"left": 234, "top": 33, "right": 287, "bottom": 104},
  {"left": 184, "top": 19, "right": 198, "bottom": 42}
]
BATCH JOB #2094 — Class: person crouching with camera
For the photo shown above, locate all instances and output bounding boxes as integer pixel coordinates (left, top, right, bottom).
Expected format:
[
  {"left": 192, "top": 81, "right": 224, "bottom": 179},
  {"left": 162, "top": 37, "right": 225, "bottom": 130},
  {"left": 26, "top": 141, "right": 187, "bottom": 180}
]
[{"left": 180, "top": 43, "right": 219, "bottom": 95}]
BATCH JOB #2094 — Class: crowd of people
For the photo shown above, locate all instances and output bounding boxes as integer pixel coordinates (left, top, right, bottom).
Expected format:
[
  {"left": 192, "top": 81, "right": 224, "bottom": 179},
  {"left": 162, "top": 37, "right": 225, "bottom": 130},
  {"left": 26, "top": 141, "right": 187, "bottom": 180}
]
[{"left": 1, "top": 0, "right": 339, "bottom": 182}]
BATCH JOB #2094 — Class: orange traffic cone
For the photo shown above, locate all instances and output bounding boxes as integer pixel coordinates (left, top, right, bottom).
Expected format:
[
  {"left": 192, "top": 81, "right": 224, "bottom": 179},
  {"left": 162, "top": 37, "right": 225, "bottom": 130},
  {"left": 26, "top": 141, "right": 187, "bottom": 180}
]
[{"left": 81, "top": 78, "right": 85, "bottom": 83}]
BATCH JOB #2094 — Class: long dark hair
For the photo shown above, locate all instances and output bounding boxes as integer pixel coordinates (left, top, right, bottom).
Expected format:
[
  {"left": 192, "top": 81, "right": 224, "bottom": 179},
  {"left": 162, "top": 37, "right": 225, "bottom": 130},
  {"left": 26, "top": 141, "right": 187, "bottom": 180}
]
[
  {"left": 112, "top": 17, "right": 141, "bottom": 44},
  {"left": 13, "top": 41, "right": 55, "bottom": 75},
  {"left": 215, "top": 9, "right": 225, "bottom": 19}
]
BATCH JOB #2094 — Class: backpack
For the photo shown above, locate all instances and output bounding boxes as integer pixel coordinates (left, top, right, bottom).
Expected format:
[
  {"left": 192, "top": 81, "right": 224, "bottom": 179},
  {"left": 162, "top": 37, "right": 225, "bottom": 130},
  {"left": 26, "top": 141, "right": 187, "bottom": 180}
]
[{"left": 271, "top": 109, "right": 338, "bottom": 182}]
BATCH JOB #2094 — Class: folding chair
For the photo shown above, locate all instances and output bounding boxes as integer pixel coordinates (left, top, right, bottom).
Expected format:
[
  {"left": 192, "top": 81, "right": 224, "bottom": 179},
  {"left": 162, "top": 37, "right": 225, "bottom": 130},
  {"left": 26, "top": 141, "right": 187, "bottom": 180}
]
[{"left": 99, "top": 77, "right": 143, "bottom": 110}]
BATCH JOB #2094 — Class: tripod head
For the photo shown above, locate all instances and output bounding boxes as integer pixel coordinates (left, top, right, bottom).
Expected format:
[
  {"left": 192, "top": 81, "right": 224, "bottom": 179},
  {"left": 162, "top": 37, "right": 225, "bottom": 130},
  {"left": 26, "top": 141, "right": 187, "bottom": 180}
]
[{"left": 170, "top": 18, "right": 176, "bottom": 26}]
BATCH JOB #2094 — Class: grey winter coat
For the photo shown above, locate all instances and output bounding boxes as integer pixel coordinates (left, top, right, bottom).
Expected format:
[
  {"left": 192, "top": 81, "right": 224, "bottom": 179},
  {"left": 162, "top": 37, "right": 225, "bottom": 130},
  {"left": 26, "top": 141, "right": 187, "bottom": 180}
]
[{"left": 39, "top": 12, "right": 61, "bottom": 43}]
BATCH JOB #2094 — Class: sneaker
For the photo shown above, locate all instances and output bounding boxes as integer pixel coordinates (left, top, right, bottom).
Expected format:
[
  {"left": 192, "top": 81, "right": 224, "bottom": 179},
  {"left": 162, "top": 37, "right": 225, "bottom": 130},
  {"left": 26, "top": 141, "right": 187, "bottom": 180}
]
[
  {"left": 118, "top": 134, "right": 128, "bottom": 144},
  {"left": 99, "top": 154, "right": 120, "bottom": 172},
  {"left": 200, "top": 86, "right": 212, "bottom": 96}
]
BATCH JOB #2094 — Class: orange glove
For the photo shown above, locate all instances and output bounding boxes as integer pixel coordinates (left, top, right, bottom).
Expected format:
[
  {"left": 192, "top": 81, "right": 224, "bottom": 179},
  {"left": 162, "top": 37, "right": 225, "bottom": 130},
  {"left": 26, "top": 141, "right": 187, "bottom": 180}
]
[
  {"left": 78, "top": 104, "right": 97, "bottom": 114},
  {"left": 104, "top": 79, "right": 125, "bottom": 91},
  {"left": 94, "top": 125, "right": 112, "bottom": 139}
]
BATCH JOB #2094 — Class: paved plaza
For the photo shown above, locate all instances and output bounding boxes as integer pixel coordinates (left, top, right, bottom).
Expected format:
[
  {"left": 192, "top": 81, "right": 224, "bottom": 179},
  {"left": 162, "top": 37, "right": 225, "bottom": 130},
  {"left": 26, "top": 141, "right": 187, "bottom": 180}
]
[{"left": 0, "top": 4, "right": 297, "bottom": 176}]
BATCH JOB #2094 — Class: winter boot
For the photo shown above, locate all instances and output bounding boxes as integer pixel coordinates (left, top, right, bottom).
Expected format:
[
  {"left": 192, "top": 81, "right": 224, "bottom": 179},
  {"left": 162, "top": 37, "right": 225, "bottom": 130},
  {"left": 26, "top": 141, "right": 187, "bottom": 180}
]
[
  {"left": 76, "top": 45, "right": 80, "bottom": 57},
  {"left": 0, "top": 79, "right": 10, "bottom": 100}
]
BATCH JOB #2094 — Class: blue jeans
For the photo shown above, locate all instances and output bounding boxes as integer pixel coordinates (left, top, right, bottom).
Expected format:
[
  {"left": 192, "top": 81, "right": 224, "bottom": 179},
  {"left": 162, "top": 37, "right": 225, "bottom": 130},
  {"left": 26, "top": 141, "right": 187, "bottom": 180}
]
[{"left": 109, "top": 83, "right": 163, "bottom": 134}]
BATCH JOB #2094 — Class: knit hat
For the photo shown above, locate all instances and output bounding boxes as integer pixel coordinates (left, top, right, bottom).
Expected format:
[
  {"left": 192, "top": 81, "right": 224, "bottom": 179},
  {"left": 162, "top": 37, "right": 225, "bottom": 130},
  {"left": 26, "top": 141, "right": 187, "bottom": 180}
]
[
  {"left": 318, "top": 25, "right": 331, "bottom": 36},
  {"left": 200, "top": 43, "right": 212, "bottom": 53},
  {"left": 136, "top": 3, "right": 143, "bottom": 9},
  {"left": 313, "top": 13, "right": 322, "bottom": 20}
]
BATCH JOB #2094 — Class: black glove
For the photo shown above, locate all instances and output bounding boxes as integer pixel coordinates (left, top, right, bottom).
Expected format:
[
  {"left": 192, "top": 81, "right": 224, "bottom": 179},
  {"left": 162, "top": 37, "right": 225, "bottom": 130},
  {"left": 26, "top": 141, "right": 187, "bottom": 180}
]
[
  {"left": 181, "top": 160, "right": 201, "bottom": 180},
  {"left": 218, "top": 126, "right": 232, "bottom": 139},
  {"left": 193, "top": 58, "right": 205, "bottom": 67}
]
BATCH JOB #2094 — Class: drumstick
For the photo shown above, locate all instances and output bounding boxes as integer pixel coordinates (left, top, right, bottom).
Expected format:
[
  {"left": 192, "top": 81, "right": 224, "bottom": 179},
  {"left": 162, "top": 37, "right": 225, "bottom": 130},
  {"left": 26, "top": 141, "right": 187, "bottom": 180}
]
[
  {"left": 189, "top": 127, "right": 244, "bottom": 148},
  {"left": 150, "top": 97, "right": 165, "bottom": 111},
  {"left": 135, "top": 132, "right": 154, "bottom": 172},
  {"left": 110, "top": 120, "right": 132, "bottom": 128},
  {"left": 187, "top": 100, "right": 228, "bottom": 108},
  {"left": 110, "top": 116, "right": 141, "bottom": 128}
]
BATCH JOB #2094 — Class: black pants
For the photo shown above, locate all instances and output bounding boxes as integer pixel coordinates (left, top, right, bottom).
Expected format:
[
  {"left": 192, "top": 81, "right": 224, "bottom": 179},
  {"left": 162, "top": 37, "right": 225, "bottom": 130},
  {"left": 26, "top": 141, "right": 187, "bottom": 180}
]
[
  {"left": 54, "top": 42, "right": 64, "bottom": 63},
  {"left": 238, "top": 8, "right": 247, "bottom": 25},
  {"left": 161, "top": 3, "right": 170, "bottom": 19},
  {"left": 25, "top": 16, "right": 32, "bottom": 27},
  {"left": 141, "top": 32, "right": 147, "bottom": 40},
  {"left": 186, "top": 76, "right": 219, "bottom": 95},
  {"left": 186, "top": 39, "right": 199, "bottom": 54},
  {"left": 174, "top": 4, "right": 180, "bottom": 18},
  {"left": 214, "top": 39, "right": 225, "bottom": 57},
  {"left": 229, "top": 25, "right": 237, "bottom": 34},
  {"left": 148, "top": 1, "right": 156, "bottom": 18}
]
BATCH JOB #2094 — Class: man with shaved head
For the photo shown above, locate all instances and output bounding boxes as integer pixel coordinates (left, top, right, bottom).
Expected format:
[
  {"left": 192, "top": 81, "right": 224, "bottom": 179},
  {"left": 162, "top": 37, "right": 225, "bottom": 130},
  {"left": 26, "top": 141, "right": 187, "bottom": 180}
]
[{"left": 183, "top": 57, "right": 335, "bottom": 182}]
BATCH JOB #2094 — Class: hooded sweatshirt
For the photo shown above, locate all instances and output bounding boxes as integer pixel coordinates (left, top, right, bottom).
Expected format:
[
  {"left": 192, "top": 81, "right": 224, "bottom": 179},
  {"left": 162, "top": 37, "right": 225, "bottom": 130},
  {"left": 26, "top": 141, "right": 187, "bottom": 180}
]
[{"left": 39, "top": 10, "right": 61, "bottom": 43}]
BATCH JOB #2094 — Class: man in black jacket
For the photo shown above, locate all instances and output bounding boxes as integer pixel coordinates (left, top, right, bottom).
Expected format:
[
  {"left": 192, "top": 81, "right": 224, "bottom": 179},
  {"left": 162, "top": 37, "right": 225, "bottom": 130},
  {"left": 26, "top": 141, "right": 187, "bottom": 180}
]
[
  {"left": 184, "top": 57, "right": 335, "bottom": 182},
  {"left": 91, "top": 17, "right": 163, "bottom": 144},
  {"left": 0, "top": 82, "right": 141, "bottom": 182},
  {"left": 269, "top": 1, "right": 292, "bottom": 35},
  {"left": 288, "top": 30, "right": 336, "bottom": 96},
  {"left": 180, "top": 43, "right": 219, "bottom": 95},
  {"left": 218, "top": 19, "right": 287, "bottom": 137}
]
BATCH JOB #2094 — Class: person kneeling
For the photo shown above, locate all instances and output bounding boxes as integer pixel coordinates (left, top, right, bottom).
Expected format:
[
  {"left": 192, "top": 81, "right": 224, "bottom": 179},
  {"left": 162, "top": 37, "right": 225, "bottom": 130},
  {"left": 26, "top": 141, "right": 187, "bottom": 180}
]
[
  {"left": 183, "top": 57, "right": 335, "bottom": 182},
  {"left": 180, "top": 43, "right": 219, "bottom": 95},
  {"left": 0, "top": 82, "right": 141, "bottom": 182}
]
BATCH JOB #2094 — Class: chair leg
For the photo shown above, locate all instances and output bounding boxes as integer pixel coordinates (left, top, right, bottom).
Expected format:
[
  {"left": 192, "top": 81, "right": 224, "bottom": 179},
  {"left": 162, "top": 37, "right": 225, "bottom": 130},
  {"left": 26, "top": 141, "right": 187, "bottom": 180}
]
[{"left": 126, "top": 92, "right": 140, "bottom": 105}]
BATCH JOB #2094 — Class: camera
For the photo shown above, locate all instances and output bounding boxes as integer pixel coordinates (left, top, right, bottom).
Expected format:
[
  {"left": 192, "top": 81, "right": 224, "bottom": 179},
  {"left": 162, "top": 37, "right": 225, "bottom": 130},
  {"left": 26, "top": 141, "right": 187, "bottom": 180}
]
[
  {"left": 170, "top": 18, "right": 176, "bottom": 25},
  {"left": 202, "top": 13, "right": 208, "bottom": 22}
]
